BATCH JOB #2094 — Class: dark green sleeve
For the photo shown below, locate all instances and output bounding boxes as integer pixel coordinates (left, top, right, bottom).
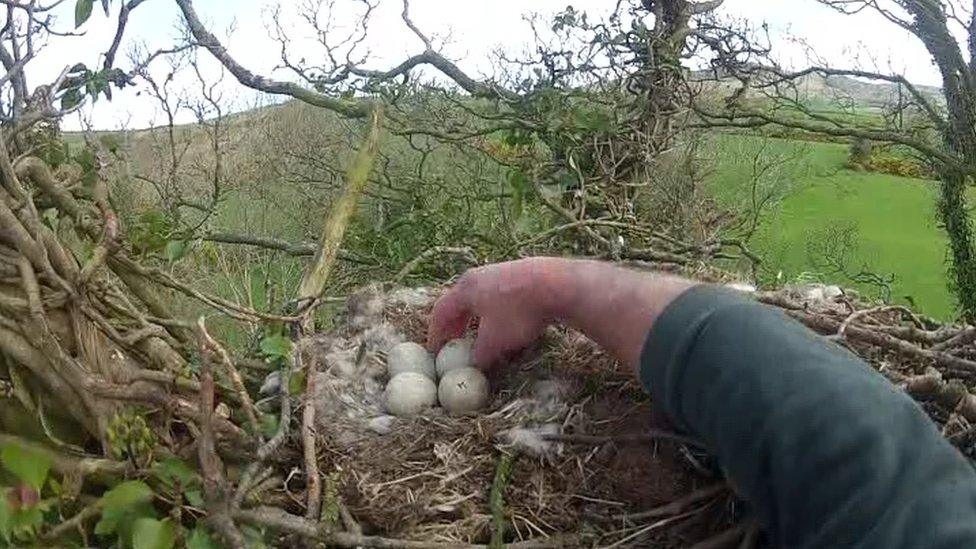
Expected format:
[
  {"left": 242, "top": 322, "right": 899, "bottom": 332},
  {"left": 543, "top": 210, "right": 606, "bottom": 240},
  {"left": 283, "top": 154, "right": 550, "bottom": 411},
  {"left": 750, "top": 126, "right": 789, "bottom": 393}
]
[{"left": 641, "top": 285, "right": 976, "bottom": 548}]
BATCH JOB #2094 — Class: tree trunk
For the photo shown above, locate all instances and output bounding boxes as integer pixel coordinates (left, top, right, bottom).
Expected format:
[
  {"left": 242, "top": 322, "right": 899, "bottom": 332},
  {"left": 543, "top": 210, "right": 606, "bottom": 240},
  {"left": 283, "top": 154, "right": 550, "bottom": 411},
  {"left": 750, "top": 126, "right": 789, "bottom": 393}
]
[{"left": 938, "top": 170, "right": 976, "bottom": 321}]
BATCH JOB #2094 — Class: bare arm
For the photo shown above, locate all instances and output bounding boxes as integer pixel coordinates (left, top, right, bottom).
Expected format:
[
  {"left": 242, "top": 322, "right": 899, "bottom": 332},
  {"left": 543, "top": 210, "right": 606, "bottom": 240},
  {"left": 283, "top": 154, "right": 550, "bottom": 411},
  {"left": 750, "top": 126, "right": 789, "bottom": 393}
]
[{"left": 427, "top": 257, "right": 695, "bottom": 371}]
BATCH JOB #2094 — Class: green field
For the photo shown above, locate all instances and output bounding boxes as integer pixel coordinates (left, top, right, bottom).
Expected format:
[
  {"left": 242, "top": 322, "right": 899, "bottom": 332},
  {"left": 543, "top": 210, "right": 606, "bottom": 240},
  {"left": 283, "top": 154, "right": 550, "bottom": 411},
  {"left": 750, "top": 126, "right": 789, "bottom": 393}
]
[{"left": 709, "top": 134, "right": 957, "bottom": 320}]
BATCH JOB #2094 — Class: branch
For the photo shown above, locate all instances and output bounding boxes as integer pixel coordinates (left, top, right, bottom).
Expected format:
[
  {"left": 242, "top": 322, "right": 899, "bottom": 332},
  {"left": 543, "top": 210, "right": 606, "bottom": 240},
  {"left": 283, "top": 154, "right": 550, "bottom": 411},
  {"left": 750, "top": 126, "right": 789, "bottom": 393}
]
[
  {"left": 103, "top": 0, "right": 150, "bottom": 73},
  {"left": 196, "top": 317, "right": 247, "bottom": 549},
  {"left": 694, "top": 106, "right": 963, "bottom": 171},
  {"left": 201, "top": 232, "right": 373, "bottom": 264},
  {"left": 758, "top": 65, "right": 947, "bottom": 133},
  {"left": 173, "top": 0, "right": 371, "bottom": 118},
  {"left": 392, "top": 246, "right": 477, "bottom": 283},
  {"left": 400, "top": 0, "right": 431, "bottom": 51},
  {"left": 234, "top": 507, "right": 574, "bottom": 548}
]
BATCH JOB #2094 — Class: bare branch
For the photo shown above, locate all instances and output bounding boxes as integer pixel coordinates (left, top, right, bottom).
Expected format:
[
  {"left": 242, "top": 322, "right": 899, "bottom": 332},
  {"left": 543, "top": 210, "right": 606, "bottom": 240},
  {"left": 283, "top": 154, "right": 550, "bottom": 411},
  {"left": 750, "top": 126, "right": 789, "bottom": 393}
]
[{"left": 174, "top": 0, "right": 371, "bottom": 118}]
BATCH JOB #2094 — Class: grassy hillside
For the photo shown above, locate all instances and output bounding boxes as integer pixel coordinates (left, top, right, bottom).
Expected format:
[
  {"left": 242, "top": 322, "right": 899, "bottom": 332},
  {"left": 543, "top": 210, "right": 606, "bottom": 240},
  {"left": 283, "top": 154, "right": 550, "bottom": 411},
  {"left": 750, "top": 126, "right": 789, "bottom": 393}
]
[{"left": 710, "top": 134, "right": 957, "bottom": 320}]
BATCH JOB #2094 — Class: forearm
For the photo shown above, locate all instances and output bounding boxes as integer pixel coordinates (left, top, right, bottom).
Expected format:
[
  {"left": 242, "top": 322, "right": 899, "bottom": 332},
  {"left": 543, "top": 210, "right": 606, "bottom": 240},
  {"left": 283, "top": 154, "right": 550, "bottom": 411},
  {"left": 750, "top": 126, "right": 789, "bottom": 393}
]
[
  {"left": 541, "top": 259, "right": 695, "bottom": 372},
  {"left": 645, "top": 286, "right": 976, "bottom": 548}
]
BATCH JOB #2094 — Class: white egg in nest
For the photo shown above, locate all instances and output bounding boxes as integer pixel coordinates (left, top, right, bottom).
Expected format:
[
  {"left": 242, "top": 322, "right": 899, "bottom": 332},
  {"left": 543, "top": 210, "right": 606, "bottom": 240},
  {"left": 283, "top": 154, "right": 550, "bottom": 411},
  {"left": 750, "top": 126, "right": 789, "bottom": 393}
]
[
  {"left": 436, "top": 338, "right": 474, "bottom": 378},
  {"left": 438, "top": 367, "right": 489, "bottom": 415},
  {"left": 386, "top": 341, "right": 436, "bottom": 380},
  {"left": 385, "top": 372, "right": 437, "bottom": 416}
]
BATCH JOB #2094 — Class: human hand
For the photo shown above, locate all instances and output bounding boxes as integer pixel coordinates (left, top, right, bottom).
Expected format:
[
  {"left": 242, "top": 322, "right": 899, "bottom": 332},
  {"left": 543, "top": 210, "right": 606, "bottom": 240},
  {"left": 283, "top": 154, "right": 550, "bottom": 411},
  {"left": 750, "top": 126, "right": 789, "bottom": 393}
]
[
  {"left": 427, "top": 258, "right": 569, "bottom": 366},
  {"left": 428, "top": 257, "right": 695, "bottom": 373}
]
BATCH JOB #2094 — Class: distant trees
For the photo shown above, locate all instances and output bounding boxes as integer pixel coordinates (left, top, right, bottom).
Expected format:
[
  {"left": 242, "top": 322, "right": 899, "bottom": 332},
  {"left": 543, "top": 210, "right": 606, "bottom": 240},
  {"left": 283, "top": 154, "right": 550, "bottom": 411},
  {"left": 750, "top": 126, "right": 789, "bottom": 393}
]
[
  {"left": 175, "top": 0, "right": 764, "bottom": 268},
  {"left": 697, "top": 0, "right": 976, "bottom": 321}
]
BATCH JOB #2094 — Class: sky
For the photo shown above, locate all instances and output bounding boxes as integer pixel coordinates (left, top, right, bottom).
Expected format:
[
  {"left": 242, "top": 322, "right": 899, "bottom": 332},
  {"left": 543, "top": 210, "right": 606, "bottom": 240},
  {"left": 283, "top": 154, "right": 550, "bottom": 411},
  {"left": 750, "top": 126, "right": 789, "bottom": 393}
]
[{"left": 17, "top": 0, "right": 943, "bottom": 130}]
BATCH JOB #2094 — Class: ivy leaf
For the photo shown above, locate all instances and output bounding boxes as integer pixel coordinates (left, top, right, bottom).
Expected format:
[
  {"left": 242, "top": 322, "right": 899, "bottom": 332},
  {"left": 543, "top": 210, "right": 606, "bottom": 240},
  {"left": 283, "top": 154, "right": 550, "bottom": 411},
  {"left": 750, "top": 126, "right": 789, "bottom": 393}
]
[
  {"left": 187, "top": 527, "right": 219, "bottom": 549},
  {"left": 75, "top": 0, "right": 94, "bottom": 27},
  {"left": 154, "top": 457, "right": 197, "bottom": 489},
  {"left": 132, "top": 518, "right": 176, "bottom": 549},
  {"left": 259, "top": 334, "right": 292, "bottom": 359},
  {"left": 1, "top": 442, "right": 51, "bottom": 490},
  {"left": 100, "top": 480, "right": 153, "bottom": 510},
  {"left": 61, "top": 88, "right": 83, "bottom": 111},
  {"left": 95, "top": 480, "right": 155, "bottom": 536}
]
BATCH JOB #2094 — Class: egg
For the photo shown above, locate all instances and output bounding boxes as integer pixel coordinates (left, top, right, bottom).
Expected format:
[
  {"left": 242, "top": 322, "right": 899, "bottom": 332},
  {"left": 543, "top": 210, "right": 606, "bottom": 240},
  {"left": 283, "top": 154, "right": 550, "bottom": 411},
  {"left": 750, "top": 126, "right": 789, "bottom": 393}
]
[
  {"left": 385, "top": 372, "right": 438, "bottom": 416},
  {"left": 436, "top": 338, "right": 474, "bottom": 378},
  {"left": 438, "top": 367, "right": 489, "bottom": 415},
  {"left": 387, "top": 342, "right": 436, "bottom": 380}
]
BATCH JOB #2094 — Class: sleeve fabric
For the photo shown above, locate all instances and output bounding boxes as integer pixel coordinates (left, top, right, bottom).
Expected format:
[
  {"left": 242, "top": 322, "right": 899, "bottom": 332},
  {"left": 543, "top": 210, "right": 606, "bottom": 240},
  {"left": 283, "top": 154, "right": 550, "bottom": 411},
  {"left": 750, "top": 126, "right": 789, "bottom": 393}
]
[{"left": 640, "top": 285, "right": 976, "bottom": 548}]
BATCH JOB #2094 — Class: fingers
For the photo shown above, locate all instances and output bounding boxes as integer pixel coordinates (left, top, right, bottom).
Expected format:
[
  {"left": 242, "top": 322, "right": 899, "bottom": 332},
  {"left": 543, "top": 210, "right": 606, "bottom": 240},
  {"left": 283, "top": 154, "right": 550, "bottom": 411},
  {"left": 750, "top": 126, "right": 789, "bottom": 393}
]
[
  {"left": 472, "top": 314, "right": 540, "bottom": 367},
  {"left": 427, "top": 284, "right": 472, "bottom": 352}
]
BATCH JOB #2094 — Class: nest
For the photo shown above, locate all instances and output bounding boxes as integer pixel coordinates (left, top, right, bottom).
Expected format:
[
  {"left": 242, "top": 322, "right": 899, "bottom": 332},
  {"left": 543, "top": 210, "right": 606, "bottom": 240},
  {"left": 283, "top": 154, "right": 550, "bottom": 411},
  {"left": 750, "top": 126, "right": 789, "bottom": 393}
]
[
  {"left": 287, "top": 286, "right": 734, "bottom": 548},
  {"left": 254, "top": 281, "right": 976, "bottom": 548}
]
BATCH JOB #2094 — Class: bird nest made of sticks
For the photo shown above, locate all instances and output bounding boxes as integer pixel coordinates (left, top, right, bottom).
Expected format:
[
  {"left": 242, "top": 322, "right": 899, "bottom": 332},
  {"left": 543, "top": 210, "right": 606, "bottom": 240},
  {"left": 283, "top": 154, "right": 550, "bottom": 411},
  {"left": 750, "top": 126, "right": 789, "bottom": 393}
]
[
  {"left": 278, "top": 285, "right": 738, "bottom": 548},
  {"left": 260, "top": 280, "right": 976, "bottom": 548}
]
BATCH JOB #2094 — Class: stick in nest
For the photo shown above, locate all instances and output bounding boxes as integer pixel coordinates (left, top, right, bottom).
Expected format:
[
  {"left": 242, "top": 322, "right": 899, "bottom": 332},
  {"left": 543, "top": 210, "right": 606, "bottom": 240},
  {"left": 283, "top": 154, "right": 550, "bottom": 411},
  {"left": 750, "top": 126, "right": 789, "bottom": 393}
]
[
  {"left": 543, "top": 430, "right": 706, "bottom": 450},
  {"left": 196, "top": 317, "right": 247, "bottom": 549}
]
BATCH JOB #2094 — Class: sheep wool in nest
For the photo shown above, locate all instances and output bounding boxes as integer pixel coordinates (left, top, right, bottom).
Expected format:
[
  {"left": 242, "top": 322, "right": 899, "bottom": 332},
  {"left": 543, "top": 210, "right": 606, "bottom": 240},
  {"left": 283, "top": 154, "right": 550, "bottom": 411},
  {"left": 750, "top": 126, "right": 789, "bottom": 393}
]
[
  {"left": 436, "top": 338, "right": 474, "bottom": 378},
  {"left": 387, "top": 342, "right": 436, "bottom": 380},
  {"left": 385, "top": 372, "right": 437, "bottom": 416},
  {"left": 438, "top": 367, "right": 489, "bottom": 415}
]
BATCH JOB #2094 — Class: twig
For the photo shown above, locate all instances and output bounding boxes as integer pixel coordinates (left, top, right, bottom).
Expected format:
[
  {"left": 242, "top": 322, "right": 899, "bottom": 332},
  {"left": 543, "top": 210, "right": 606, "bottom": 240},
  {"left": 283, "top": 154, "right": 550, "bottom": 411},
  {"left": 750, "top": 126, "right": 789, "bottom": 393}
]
[
  {"left": 392, "top": 246, "right": 477, "bottom": 283},
  {"left": 615, "top": 483, "right": 728, "bottom": 522},
  {"left": 789, "top": 309, "right": 976, "bottom": 375},
  {"left": 198, "top": 322, "right": 261, "bottom": 437},
  {"left": 932, "top": 326, "right": 976, "bottom": 352},
  {"left": 300, "top": 349, "right": 321, "bottom": 520},
  {"left": 42, "top": 501, "right": 100, "bottom": 541},
  {"left": 833, "top": 305, "right": 923, "bottom": 340},
  {"left": 233, "top": 358, "right": 294, "bottom": 508},
  {"left": 196, "top": 318, "right": 247, "bottom": 549},
  {"left": 543, "top": 430, "right": 706, "bottom": 450},
  {"left": 604, "top": 510, "right": 700, "bottom": 548},
  {"left": 0, "top": 434, "right": 127, "bottom": 477},
  {"left": 234, "top": 506, "right": 576, "bottom": 548}
]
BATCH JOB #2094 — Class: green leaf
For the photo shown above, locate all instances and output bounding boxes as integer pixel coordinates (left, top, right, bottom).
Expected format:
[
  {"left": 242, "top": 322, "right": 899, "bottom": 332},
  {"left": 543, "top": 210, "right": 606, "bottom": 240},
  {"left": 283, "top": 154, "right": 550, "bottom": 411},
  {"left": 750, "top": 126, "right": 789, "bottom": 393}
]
[
  {"left": 61, "top": 88, "right": 83, "bottom": 111},
  {"left": 96, "top": 500, "right": 155, "bottom": 537},
  {"left": 100, "top": 480, "right": 153, "bottom": 510},
  {"left": 184, "top": 489, "right": 204, "bottom": 508},
  {"left": 259, "top": 334, "right": 292, "bottom": 359},
  {"left": 164, "top": 240, "right": 189, "bottom": 262},
  {"left": 10, "top": 505, "right": 43, "bottom": 540},
  {"left": 75, "top": 0, "right": 94, "bottom": 27},
  {"left": 260, "top": 413, "right": 280, "bottom": 439},
  {"left": 1, "top": 442, "right": 51, "bottom": 490},
  {"left": 132, "top": 518, "right": 175, "bottom": 549},
  {"left": 187, "top": 527, "right": 219, "bottom": 549},
  {"left": 287, "top": 369, "right": 306, "bottom": 395},
  {"left": 154, "top": 457, "right": 197, "bottom": 488}
]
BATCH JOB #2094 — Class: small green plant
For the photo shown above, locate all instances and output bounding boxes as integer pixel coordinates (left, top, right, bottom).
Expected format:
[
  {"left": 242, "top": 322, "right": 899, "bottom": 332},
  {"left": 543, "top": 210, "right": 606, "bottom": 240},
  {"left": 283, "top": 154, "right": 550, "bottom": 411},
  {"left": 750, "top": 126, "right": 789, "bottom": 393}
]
[{"left": 106, "top": 409, "right": 157, "bottom": 464}]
